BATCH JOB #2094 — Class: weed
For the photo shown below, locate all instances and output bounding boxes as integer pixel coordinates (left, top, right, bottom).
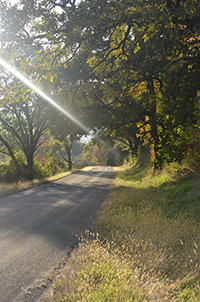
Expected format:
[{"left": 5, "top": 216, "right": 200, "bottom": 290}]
[
  {"left": 0, "top": 170, "right": 75, "bottom": 198},
  {"left": 41, "top": 163, "right": 200, "bottom": 301}
]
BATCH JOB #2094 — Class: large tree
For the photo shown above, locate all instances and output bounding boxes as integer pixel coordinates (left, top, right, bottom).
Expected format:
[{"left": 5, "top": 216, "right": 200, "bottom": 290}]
[
  {"left": 0, "top": 0, "right": 199, "bottom": 169},
  {"left": 0, "top": 83, "right": 48, "bottom": 180},
  {"left": 49, "top": 107, "right": 87, "bottom": 170}
]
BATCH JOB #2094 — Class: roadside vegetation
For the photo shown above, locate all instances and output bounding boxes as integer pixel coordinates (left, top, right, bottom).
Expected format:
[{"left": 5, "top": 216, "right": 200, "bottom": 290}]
[
  {"left": 41, "top": 160, "right": 200, "bottom": 302},
  {"left": 0, "top": 170, "right": 72, "bottom": 199},
  {"left": 0, "top": 166, "right": 96, "bottom": 198},
  {"left": 0, "top": 1, "right": 200, "bottom": 300}
]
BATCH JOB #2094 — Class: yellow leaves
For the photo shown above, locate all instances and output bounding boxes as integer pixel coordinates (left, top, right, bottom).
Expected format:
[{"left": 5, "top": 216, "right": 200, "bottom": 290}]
[
  {"left": 50, "top": 75, "right": 54, "bottom": 83},
  {"left": 134, "top": 42, "right": 141, "bottom": 54},
  {"left": 142, "top": 33, "right": 149, "bottom": 43},
  {"left": 87, "top": 55, "right": 98, "bottom": 67},
  {"left": 136, "top": 119, "right": 151, "bottom": 143},
  {"left": 136, "top": 121, "right": 143, "bottom": 129}
]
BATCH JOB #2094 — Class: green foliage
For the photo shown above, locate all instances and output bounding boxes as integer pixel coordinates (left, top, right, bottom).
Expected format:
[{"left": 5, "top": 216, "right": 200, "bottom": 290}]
[
  {"left": 186, "top": 112, "right": 200, "bottom": 167},
  {"left": 32, "top": 159, "right": 50, "bottom": 180},
  {"left": 106, "top": 148, "right": 123, "bottom": 166},
  {"left": 34, "top": 137, "right": 69, "bottom": 176},
  {"left": 82, "top": 143, "right": 108, "bottom": 166},
  {"left": 0, "top": 0, "right": 200, "bottom": 173},
  {"left": 0, "top": 155, "right": 49, "bottom": 182},
  {"left": 0, "top": 76, "right": 49, "bottom": 180},
  {"left": 80, "top": 140, "right": 123, "bottom": 167},
  {"left": 43, "top": 163, "right": 200, "bottom": 302},
  {"left": 0, "top": 155, "right": 26, "bottom": 182},
  {"left": 170, "top": 181, "right": 193, "bottom": 197}
]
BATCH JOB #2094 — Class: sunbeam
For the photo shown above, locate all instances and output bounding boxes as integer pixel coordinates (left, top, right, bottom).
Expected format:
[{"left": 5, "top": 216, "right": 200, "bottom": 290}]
[{"left": 0, "top": 57, "right": 89, "bottom": 133}]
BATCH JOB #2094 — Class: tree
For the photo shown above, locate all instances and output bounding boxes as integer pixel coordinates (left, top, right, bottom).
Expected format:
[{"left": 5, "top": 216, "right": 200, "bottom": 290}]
[
  {"left": 0, "top": 78, "right": 48, "bottom": 180},
  {"left": 11, "top": 0, "right": 198, "bottom": 86},
  {"left": 34, "top": 134, "right": 69, "bottom": 175},
  {"left": 49, "top": 106, "right": 87, "bottom": 170},
  {"left": 166, "top": 0, "right": 200, "bottom": 31},
  {"left": 1, "top": 0, "right": 199, "bottom": 95},
  {"left": 0, "top": 0, "right": 199, "bottom": 170},
  {"left": 92, "top": 93, "right": 147, "bottom": 160},
  {"left": 81, "top": 141, "right": 108, "bottom": 166}
]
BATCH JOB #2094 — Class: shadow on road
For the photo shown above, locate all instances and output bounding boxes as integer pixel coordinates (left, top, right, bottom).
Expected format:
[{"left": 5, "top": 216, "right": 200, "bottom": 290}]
[{"left": 0, "top": 167, "right": 115, "bottom": 248}]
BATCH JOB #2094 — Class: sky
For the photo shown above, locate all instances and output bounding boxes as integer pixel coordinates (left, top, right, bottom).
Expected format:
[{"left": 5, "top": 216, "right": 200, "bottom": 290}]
[
  {"left": 9, "top": 0, "right": 82, "bottom": 6},
  {"left": 9, "top": 0, "right": 18, "bottom": 5}
]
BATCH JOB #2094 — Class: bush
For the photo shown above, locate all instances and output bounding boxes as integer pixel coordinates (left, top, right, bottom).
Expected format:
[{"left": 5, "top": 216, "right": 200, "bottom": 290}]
[
  {"left": 187, "top": 129, "right": 200, "bottom": 167},
  {"left": 1, "top": 157, "right": 23, "bottom": 182},
  {"left": 32, "top": 159, "right": 50, "bottom": 180},
  {"left": 0, "top": 156, "right": 50, "bottom": 182}
]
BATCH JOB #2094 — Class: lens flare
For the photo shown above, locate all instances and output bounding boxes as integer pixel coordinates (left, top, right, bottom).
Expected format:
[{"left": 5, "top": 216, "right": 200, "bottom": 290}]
[{"left": 0, "top": 57, "right": 88, "bottom": 133}]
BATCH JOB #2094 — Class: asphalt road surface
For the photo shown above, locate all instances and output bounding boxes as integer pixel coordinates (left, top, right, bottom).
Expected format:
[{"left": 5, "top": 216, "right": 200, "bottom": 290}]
[{"left": 0, "top": 167, "right": 115, "bottom": 302}]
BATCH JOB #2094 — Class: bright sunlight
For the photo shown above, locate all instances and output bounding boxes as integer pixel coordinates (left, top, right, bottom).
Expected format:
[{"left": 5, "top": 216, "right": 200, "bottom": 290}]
[{"left": 0, "top": 57, "right": 88, "bottom": 133}]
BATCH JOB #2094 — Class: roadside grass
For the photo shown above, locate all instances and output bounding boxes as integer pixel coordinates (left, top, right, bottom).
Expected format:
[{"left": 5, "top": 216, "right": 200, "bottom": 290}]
[
  {"left": 0, "top": 169, "right": 81, "bottom": 198},
  {"left": 42, "top": 162, "right": 200, "bottom": 302},
  {"left": 0, "top": 166, "right": 98, "bottom": 199},
  {"left": 0, "top": 179, "right": 40, "bottom": 198}
]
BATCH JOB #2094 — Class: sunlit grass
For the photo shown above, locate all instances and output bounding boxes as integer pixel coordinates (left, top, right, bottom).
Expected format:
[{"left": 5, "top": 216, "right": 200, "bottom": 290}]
[
  {"left": 0, "top": 166, "right": 97, "bottom": 198},
  {"left": 0, "top": 179, "right": 39, "bottom": 198},
  {"left": 0, "top": 166, "right": 114, "bottom": 199},
  {"left": 0, "top": 169, "right": 78, "bottom": 198},
  {"left": 42, "top": 163, "right": 200, "bottom": 301},
  {"left": 44, "top": 237, "right": 150, "bottom": 302}
]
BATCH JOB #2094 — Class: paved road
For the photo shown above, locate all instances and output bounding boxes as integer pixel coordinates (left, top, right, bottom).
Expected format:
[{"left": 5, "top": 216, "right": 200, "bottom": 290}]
[{"left": 0, "top": 167, "right": 115, "bottom": 302}]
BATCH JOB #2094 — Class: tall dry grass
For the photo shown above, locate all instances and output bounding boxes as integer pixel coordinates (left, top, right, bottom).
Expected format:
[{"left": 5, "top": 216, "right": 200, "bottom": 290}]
[
  {"left": 0, "top": 170, "right": 75, "bottom": 198},
  {"left": 0, "top": 180, "right": 39, "bottom": 198},
  {"left": 42, "top": 163, "right": 200, "bottom": 301}
]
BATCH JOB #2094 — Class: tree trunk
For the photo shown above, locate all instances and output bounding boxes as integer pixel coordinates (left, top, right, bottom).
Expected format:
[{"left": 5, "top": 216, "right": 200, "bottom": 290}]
[
  {"left": 148, "top": 79, "right": 160, "bottom": 173},
  {"left": 67, "top": 148, "right": 72, "bottom": 171},
  {"left": 151, "top": 110, "right": 159, "bottom": 173},
  {"left": 64, "top": 144, "right": 72, "bottom": 171},
  {"left": 26, "top": 153, "right": 34, "bottom": 180},
  {"left": 136, "top": 145, "right": 150, "bottom": 167}
]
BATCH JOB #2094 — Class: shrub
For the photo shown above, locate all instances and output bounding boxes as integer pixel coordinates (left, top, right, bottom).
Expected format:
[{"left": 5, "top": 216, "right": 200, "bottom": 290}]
[
  {"left": 0, "top": 156, "right": 50, "bottom": 182},
  {"left": 187, "top": 129, "right": 200, "bottom": 167},
  {"left": 32, "top": 159, "right": 50, "bottom": 179}
]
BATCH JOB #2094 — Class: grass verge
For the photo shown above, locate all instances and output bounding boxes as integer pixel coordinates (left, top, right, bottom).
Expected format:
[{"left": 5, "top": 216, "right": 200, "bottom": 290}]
[
  {"left": 0, "top": 168, "right": 85, "bottom": 198},
  {"left": 41, "top": 162, "right": 200, "bottom": 302},
  {"left": 0, "top": 166, "right": 98, "bottom": 199}
]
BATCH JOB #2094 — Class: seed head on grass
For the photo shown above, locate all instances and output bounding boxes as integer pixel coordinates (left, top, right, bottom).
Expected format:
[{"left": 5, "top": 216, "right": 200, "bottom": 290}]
[{"left": 42, "top": 164, "right": 200, "bottom": 302}]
